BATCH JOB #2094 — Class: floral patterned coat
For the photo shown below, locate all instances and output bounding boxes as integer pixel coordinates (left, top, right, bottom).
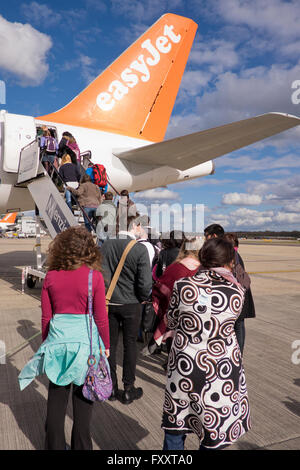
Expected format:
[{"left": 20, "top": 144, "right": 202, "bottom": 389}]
[{"left": 162, "top": 269, "right": 251, "bottom": 449}]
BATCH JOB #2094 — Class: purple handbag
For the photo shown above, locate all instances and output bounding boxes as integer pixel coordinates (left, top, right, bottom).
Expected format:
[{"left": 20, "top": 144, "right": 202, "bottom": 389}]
[{"left": 82, "top": 270, "right": 112, "bottom": 402}]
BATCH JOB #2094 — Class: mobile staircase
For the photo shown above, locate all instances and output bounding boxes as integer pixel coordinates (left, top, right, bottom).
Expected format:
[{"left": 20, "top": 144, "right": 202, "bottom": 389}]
[{"left": 16, "top": 139, "right": 98, "bottom": 290}]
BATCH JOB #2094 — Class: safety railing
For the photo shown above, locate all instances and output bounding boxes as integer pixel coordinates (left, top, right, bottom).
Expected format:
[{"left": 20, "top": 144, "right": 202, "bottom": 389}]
[
  {"left": 80, "top": 151, "right": 120, "bottom": 196},
  {"left": 39, "top": 149, "right": 97, "bottom": 233}
]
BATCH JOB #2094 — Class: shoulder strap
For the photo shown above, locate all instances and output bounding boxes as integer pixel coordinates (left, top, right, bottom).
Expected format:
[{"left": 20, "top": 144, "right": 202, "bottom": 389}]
[
  {"left": 88, "top": 269, "right": 93, "bottom": 357},
  {"left": 162, "top": 250, "right": 167, "bottom": 273},
  {"left": 106, "top": 239, "right": 136, "bottom": 306}
]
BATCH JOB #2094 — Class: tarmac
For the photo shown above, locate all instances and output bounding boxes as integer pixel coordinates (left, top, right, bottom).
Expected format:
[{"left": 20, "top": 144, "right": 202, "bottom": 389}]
[{"left": 0, "top": 237, "right": 299, "bottom": 451}]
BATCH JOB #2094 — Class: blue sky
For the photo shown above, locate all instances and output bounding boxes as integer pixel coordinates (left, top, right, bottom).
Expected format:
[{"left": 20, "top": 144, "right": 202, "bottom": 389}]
[{"left": 0, "top": 0, "right": 300, "bottom": 231}]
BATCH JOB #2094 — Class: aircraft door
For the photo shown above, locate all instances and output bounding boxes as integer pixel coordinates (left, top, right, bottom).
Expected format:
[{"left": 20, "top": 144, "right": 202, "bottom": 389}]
[
  {"left": 0, "top": 118, "right": 3, "bottom": 178},
  {"left": 2, "top": 112, "right": 36, "bottom": 173}
]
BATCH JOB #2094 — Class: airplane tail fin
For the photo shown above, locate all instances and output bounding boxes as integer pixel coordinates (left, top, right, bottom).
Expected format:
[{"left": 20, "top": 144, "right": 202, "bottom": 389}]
[
  {"left": 0, "top": 212, "right": 17, "bottom": 224},
  {"left": 37, "top": 13, "right": 197, "bottom": 142}
]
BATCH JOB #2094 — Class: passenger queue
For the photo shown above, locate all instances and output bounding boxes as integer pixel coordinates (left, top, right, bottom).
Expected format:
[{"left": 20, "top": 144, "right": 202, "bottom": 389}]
[{"left": 18, "top": 125, "right": 255, "bottom": 450}]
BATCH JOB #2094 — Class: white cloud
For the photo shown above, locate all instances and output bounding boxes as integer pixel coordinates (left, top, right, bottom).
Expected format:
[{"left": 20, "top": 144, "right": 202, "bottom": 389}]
[
  {"left": 282, "top": 199, "right": 300, "bottom": 213},
  {"left": 110, "top": 0, "right": 185, "bottom": 22},
  {"left": 134, "top": 188, "right": 180, "bottom": 200},
  {"left": 0, "top": 15, "right": 52, "bottom": 86},
  {"left": 162, "top": 3, "right": 300, "bottom": 141},
  {"left": 167, "top": 62, "right": 300, "bottom": 145},
  {"left": 21, "top": 3, "right": 87, "bottom": 31},
  {"left": 179, "top": 70, "right": 212, "bottom": 97},
  {"left": 113, "top": 23, "right": 152, "bottom": 48},
  {"left": 85, "top": 0, "right": 108, "bottom": 13},
  {"left": 207, "top": 207, "right": 274, "bottom": 230},
  {"left": 273, "top": 212, "right": 300, "bottom": 224},
  {"left": 216, "top": 0, "right": 300, "bottom": 40},
  {"left": 74, "top": 26, "right": 102, "bottom": 48},
  {"left": 189, "top": 39, "right": 240, "bottom": 73},
  {"left": 216, "top": 153, "right": 300, "bottom": 173},
  {"left": 205, "top": 213, "right": 231, "bottom": 229},
  {"left": 232, "top": 208, "right": 274, "bottom": 227},
  {"left": 197, "top": 64, "right": 300, "bottom": 126},
  {"left": 175, "top": 177, "right": 235, "bottom": 188},
  {"left": 222, "top": 192, "right": 263, "bottom": 206},
  {"left": 280, "top": 41, "right": 300, "bottom": 58},
  {"left": 64, "top": 9, "right": 88, "bottom": 30},
  {"left": 248, "top": 174, "right": 300, "bottom": 203},
  {"left": 63, "top": 54, "right": 98, "bottom": 85},
  {"left": 206, "top": 202, "right": 300, "bottom": 230},
  {"left": 21, "top": 2, "right": 62, "bottom": 28}
]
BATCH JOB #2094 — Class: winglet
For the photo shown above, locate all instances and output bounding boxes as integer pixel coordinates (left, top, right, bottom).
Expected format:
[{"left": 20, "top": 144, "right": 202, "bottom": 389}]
[{"left": 37, "top": 14, "right": 198, "bottom": 142}]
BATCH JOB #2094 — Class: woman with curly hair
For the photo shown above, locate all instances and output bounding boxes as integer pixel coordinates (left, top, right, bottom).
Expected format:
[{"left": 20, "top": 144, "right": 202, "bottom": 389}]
[{"left": 18, "top": 226, "right": 110, "bottom": 450}]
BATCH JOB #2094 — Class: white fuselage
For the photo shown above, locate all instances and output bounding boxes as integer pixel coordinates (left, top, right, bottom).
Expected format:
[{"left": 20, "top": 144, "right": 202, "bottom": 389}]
[
  {"left": 0, "top": 222, "right": 15, "bottom": 230},
  {"left": 0, "top": 112, "right": 214, "bottom": 213}
]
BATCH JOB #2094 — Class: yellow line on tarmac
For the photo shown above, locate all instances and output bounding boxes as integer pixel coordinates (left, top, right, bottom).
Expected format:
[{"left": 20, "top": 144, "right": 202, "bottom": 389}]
[{"left": 0, "top": 331, "right": 41, "bottom": 361}]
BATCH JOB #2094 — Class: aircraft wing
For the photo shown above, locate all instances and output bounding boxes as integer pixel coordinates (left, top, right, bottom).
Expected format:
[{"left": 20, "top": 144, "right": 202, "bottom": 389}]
[{"left": 114, "top": 113, "right": 300, "bottom": 171}]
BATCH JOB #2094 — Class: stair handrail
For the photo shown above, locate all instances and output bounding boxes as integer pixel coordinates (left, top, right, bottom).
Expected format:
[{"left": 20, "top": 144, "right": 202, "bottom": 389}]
[
  {"left": 80, "top": 151, "right": 120, "bottom": 196},
  {"left": 40, "top": 153, "right": 97, "bottom": 233}
]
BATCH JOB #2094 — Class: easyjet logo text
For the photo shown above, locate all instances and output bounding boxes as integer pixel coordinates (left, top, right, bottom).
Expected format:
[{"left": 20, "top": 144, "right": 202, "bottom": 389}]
[
  {"left": 45, "top": 194, "right": 70, "bottom": 234},
  {"left": 96, "top": 24, "right": 181, "bottom": 111}
]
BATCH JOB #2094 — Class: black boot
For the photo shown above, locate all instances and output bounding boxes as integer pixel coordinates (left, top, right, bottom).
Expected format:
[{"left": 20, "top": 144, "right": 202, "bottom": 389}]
[
  {"left": 121, "top": 386, "right": 143, "bottom": 405},
  {"left": 108, "top": 385, "right": 119, "bottom": 401}
]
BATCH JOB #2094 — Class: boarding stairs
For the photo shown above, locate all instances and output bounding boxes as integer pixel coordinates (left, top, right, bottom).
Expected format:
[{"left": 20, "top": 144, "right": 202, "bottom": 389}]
[{"left": 15, "top": 139, "right": 98, "bottom": 288}]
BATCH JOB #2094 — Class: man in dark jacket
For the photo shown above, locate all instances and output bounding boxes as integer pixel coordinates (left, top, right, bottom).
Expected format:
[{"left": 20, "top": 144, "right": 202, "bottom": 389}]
[{"left": 100, "top": 215, "right": 152, "bottom": 404}]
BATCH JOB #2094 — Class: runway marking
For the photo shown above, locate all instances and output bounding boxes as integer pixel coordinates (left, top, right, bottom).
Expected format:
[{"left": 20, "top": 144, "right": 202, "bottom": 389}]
[{"left": 0, "top": 331, "right": 41, "bottom": 361}]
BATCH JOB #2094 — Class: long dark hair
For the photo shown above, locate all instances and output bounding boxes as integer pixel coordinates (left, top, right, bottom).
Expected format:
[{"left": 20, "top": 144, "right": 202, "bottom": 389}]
[
  {"left": 161, "top": 230, "right": 186, "bottom": 250},
  {"left": 199, "top": 237, "right": 235, "bottom": 269}
]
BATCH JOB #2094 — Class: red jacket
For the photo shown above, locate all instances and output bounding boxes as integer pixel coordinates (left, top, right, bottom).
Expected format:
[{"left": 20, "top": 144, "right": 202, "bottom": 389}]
[{"left": 152, "top": 261, "right": 199, "bottom": 343}]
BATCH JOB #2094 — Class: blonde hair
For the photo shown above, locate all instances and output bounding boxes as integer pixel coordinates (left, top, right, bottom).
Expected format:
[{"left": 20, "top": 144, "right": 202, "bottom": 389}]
[
  {"left": 68, "top": 135, "right": 76, "bottom": 144},
  {"left": 176, "top": 237, "right": 204, "bottom": 261},
  {"left": 61, "top": 154, "right": 72, "bottom": 165}
]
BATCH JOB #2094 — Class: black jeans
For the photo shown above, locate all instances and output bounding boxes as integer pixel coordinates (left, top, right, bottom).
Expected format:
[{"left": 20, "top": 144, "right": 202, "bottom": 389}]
[
  {"left": 108, "top": 303, "right": 142, "bottom": 389},
  {"left": 234, "top": 318, "right": 245, "bottom": 355},
  {"left": 45, "top": 381, "right": 93, "bottom": 450}
]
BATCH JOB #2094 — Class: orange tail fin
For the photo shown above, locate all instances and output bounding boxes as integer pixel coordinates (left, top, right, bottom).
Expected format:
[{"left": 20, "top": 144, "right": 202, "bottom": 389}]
[
  {"left": 0, "top": 212, "right": 17, "bottom": 224},
  {"left": 37, "top": 13, "right": 197, "bottom": 142}
]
